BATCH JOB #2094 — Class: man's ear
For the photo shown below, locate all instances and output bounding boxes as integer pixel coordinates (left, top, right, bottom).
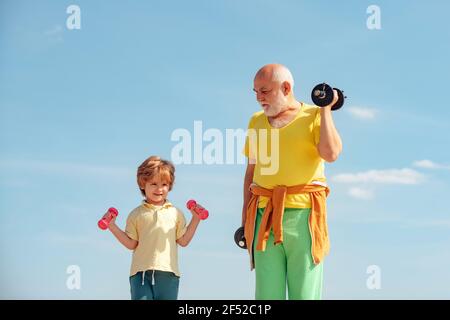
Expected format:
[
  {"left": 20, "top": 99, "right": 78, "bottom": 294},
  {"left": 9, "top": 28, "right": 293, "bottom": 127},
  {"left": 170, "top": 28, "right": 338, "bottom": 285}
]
[{"left": 282, "top": 81, "right": 291, "bottom": 96}]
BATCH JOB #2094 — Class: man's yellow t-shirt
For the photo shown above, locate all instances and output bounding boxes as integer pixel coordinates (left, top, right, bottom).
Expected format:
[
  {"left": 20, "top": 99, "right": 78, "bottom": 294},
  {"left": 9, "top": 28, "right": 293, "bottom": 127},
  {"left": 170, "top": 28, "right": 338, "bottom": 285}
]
[
  {"left": 125, "top": 200, "right": 187, "bottom": 277},
  {"left": 244, "top": 103, "right": 326, "bottom": 208}
]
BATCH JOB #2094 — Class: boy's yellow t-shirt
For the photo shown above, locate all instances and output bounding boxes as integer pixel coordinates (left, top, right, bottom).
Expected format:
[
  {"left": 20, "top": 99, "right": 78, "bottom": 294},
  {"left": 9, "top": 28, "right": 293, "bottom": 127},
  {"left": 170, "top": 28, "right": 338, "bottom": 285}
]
[
  {"left": 244, "top": 103, "right": 326, "bottom": 208},
  {"left": 125, "top": 200, "right": 187, "bottom": 277}
]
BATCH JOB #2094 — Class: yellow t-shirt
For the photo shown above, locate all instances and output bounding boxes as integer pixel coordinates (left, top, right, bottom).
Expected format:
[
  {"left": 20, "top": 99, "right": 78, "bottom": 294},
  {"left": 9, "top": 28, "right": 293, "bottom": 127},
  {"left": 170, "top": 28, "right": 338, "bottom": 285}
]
[
  {"left": 125, "top": 200, "right": 187, "bottom": 277},
  {"left": 244, "top": 103, "right": 326, "bottom": 208}
]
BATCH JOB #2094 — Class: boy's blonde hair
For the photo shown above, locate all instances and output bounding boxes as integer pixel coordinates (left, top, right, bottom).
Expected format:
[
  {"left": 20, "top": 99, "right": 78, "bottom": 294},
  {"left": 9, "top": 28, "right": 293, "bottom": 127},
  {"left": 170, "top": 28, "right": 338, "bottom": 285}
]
[{"left": 137, "top": 156, "right": 175, "bottom": 196}]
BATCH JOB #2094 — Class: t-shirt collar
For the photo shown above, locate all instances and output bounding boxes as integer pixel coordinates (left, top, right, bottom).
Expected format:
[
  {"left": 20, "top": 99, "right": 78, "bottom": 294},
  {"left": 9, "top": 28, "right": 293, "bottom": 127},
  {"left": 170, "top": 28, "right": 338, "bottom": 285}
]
[{"left": 142, "top": 199, "right": 173, "bottom": 210}]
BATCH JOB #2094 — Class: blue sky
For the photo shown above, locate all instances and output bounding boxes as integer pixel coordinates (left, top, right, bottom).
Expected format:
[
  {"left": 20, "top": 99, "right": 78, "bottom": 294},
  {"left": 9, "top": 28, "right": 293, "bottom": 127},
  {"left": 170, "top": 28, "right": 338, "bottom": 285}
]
[{"left": 1, "top": 0, "right": 450, "bottom": 299}]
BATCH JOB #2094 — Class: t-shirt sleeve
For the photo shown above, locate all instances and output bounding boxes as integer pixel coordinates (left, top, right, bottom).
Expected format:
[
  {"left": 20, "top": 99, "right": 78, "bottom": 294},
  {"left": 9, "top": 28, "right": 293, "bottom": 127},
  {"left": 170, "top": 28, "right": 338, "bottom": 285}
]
[
  {"left": 243, "top": 115, "right": 257, "bottom": 160},
  {"left": 125, "top": 212, "right": 139, "bottom": 241},
  {"left": 313, "top": 107, "right": 321, "bottom": 145},
  {"left": 176, "top": 209, "right": 187, "bottom": 240}
]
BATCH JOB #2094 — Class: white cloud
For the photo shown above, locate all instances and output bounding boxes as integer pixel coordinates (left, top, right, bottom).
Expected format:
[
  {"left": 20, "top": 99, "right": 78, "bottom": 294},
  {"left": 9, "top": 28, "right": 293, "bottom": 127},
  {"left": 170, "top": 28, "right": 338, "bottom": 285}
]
[
  {"left": 333, "top": 212, "right": 450, "bottom": 229},
  {"left": 44, "top": 25, "right": 63, "bottom": 36},
  {"left": 332, "top": 168, "right": 425, "bottom": 185},
  {"left": 37, "top": 231, "right": 118, "bottom": 252},
  {"left": 413, "top": 159, "right": 450, "bottom": 170},
  {"left": 347, "top": 107, "right": 377, "bottom": 120},
  {"left": 0, "top": 159, "right": 134, "bottom": 180},
  {"left": 402, "top": 218, "right": 450, "bottom": 229},
  {"left": 348, "top": 187, "right": 374, "bottom": 200},
  {"left": 44, "top": 25, "right": 63, "bottom": 42}
]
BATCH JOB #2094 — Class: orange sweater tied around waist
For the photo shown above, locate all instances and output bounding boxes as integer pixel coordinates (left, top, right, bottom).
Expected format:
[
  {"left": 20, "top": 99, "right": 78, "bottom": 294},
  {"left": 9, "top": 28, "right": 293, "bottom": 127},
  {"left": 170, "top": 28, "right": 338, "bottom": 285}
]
[{"left": 244, "top": 183, "right": 330, "bottom": 268}]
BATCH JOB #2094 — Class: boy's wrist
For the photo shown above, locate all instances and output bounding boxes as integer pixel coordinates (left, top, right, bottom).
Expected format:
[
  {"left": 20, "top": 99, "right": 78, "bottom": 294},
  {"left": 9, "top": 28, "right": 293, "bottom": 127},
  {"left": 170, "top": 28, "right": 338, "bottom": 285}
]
[{"left": 108, "top": 222, "right": 116, "bottom": 230}]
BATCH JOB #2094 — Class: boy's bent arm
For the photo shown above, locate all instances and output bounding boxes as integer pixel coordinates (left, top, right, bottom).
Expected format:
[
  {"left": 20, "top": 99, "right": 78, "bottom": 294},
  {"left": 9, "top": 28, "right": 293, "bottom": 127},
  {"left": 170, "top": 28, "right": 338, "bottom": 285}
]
[
  {"left": 108, "top": 223, "right": 138, "bottom": 250},
  {"left": 176, "top": 215, "right": 201, "bottom": 247}
]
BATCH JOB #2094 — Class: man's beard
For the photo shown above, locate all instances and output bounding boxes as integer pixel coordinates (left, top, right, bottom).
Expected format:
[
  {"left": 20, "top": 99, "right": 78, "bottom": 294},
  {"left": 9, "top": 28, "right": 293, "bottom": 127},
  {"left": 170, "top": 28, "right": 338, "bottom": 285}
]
[{"left": 261, "top": 94, "right": 288, "bottom": 117}]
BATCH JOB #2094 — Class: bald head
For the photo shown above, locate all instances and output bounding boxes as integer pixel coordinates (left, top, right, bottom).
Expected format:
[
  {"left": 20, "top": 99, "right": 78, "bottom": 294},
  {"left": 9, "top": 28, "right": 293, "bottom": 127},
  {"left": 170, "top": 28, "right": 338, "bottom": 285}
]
[
  {"left": 254, "top": 64, "right": 295, "bottom": 89},
  {"left": 253, "top": 64, "right": 298, "bottom": 117}
]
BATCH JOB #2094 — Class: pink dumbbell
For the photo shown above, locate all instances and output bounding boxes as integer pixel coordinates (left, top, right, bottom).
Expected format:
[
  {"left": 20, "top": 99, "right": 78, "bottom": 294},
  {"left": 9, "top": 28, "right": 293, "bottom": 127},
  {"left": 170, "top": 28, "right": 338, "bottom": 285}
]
[
  {"left": 186, "top": 200, "right": 209, "bottom": 220},
  {"left": 98, "top": 207, "right": 119, "bottom": 230}
]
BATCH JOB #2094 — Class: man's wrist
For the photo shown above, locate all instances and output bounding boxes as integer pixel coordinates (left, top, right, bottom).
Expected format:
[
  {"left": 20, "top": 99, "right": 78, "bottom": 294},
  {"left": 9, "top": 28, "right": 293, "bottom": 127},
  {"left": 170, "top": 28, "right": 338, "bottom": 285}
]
[{"left": 320, "top": 106, "right": 332, "bottom": 115}]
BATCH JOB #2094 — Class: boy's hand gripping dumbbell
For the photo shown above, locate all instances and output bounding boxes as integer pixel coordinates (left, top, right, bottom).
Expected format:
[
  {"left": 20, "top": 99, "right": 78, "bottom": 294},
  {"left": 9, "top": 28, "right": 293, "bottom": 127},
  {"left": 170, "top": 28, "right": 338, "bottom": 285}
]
[
  {"left": 186, "top": 200, "right": 209, "bottom": 220},
  {"left": 98, "top": 207, "right": 119, "bottom": 230}
]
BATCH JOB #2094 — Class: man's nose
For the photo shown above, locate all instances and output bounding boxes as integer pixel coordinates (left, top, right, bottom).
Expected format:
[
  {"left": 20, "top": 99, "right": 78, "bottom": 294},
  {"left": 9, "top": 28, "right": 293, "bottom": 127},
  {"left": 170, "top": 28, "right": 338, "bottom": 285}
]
[{"left": 256, "top": 93, "right": 264, "bottom": 102}]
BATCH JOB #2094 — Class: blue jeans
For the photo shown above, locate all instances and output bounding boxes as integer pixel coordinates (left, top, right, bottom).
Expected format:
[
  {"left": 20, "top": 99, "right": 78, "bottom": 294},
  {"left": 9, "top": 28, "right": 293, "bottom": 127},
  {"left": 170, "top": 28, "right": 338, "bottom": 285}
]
[{"left": 129, "top": 270, "right": 180, "bottom": 300}]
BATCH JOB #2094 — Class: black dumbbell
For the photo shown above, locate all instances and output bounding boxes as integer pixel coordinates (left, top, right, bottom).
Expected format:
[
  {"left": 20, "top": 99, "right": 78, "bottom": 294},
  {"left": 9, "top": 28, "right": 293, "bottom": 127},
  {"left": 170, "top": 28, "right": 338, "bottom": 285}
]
[
  {"left": 234, "top": 226, "right": 247, "bottom": 249},
  {"left": 311, "top": 83, "right": 346, "bottom": 111}
]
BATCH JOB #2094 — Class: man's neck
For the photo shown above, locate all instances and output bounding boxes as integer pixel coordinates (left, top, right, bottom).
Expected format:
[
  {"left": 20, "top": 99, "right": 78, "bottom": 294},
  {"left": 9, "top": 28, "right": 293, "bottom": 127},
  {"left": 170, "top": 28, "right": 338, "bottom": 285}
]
[{"left": 268, "top": 100, "right": 302, "bottom": 128}]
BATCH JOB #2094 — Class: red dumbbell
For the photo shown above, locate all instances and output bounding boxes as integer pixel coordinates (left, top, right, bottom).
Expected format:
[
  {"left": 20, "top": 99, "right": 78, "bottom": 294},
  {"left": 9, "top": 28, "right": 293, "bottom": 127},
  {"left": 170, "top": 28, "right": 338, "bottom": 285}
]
[
  {"left": 186, "top": 200, "right": 209, "bottom": 220},
  {"left": 98, "top": 207, "right": 119, "bottom": 230}
]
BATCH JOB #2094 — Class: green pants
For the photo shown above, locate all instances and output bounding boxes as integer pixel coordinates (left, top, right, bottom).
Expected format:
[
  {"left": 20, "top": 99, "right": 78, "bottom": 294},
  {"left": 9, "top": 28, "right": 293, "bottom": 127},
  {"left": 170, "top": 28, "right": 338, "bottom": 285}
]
[{"left": 254, "top": 207, "right": 323, "bottom": 300}]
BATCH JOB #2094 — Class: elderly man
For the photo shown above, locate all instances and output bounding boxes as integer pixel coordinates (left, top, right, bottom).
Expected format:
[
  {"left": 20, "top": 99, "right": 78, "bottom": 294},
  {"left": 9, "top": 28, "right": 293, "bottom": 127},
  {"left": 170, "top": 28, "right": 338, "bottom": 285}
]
[{"left": 242, "top": 64, "right": 342, "bottom": 300}]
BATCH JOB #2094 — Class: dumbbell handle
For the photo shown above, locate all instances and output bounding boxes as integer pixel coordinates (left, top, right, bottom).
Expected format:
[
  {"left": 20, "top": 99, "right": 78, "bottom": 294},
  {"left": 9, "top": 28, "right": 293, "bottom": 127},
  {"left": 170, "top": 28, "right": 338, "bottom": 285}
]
[
  {"left": 186, "top": 200, "right": 209, "bottom": 220},
  {"left": 313, "top": 89, "right": 327, "bottom": 99}
]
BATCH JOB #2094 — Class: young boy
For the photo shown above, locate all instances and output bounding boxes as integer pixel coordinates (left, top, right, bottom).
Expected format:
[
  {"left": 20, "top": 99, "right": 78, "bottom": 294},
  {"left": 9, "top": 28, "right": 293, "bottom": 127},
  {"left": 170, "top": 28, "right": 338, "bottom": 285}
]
[{"left": 104, "top": 156, "right": 202, "bottom": 300}]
